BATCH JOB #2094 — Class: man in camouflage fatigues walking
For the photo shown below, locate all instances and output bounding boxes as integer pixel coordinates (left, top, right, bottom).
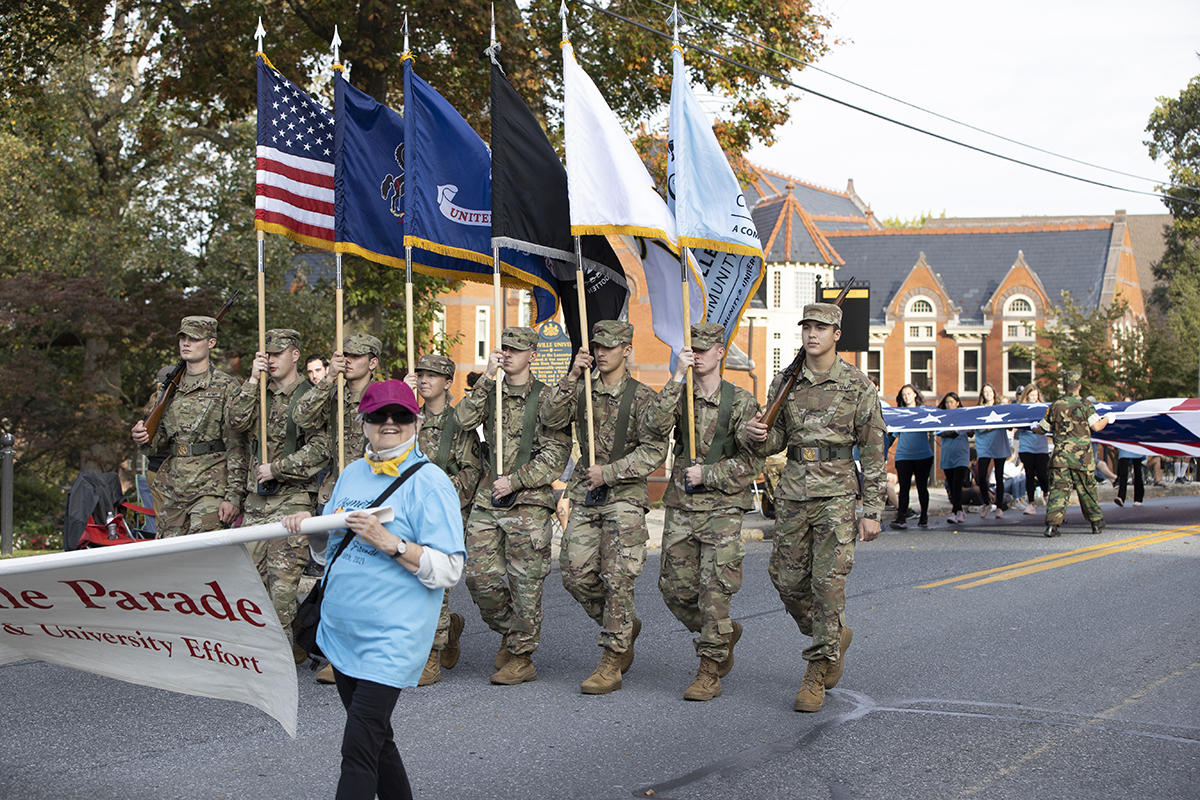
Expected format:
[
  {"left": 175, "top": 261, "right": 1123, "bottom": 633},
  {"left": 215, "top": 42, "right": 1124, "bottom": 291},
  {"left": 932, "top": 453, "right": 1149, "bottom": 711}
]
[
  {"left": 131, "top": 316, "right": 246, "bottom": 537},
  {"left": 744, "top": 303, "right": 886, "bottom": 713},
  {"left": 455, "top": 327, "right": 571, "bottom": 685},
  {"left": 227, "top": 329, "right": 328, "bottom": 643},
  {"left": 541, "top": 320, "right": 669, "bottom": 694},
  {"left": 1038, "top": 371, "right": 1113, "bottom": 537},
  {"left": 655, "top": 322, "right": 763, "bottom": 702},
  {"left": 407, "top": 353, "right": 482, "bottom": 686},
  {"left": 292, "top": 333, "right": 382, "bottom": 508}
]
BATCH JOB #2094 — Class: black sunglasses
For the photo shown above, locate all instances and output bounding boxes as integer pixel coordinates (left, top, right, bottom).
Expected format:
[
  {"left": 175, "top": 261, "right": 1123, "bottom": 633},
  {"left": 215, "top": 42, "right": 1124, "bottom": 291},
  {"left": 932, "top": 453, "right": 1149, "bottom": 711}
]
[{"left": 361, "top": 407, "right": 408, "bottom": 425}]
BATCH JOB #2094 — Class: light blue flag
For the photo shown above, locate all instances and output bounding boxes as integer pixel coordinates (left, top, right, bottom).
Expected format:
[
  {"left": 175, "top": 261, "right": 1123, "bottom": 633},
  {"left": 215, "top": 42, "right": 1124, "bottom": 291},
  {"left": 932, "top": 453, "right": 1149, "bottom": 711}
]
[{"left": 667, "top": 46, "right": 765, "bottom": 346}]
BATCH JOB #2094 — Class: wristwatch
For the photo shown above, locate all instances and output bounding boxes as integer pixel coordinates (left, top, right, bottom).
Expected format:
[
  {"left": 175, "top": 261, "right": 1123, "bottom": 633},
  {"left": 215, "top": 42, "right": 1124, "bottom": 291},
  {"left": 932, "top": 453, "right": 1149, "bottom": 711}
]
[{"left": 393, "top": 540, "right": 408, "bottom": 559}]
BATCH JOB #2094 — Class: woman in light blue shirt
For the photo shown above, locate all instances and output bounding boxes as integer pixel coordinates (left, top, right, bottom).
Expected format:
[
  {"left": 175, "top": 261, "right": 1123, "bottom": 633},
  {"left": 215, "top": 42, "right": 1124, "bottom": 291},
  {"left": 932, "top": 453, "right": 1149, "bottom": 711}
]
[
  {"left": 889, "top": 384, "right": 934, "bottom": 529},
  {"left": 1015, "top": 384, "right": 1050, "bottom": 514},
  {"left": 937, "top": 392, "right": 971, "bottom": 523},
  {"left": 973, "top": 383, "right": 1011, "bottom": 519}
]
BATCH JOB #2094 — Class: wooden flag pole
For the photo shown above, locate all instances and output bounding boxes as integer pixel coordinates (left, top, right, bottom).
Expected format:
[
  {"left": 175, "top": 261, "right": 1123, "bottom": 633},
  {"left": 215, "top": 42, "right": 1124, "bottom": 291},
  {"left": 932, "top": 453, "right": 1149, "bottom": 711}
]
[
  {"left": 256, "top": 230, "right": 268, "bottom": 466},
  {"left": 405, "top": 246, "right": 416, "bottom": 376},
  {"left": 492, "top": 247, "right": 504, "bottom": 471},
  {"left": 335, "top": 253, "right": 345, "bottom": 473},
  {"left": 680, "top": 247, "right": 696, "bottom": 462},
  {"left": 574, "top": 236, "right": 595, "bottom": 466}
]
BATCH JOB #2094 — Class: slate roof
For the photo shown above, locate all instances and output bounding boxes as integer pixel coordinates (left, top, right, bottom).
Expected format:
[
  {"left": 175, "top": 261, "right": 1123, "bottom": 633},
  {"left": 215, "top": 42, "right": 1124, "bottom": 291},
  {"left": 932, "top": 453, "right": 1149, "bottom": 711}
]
[
  {"left": 752, "top": 187, "right": 845, "bottom": 266},
  {"left": 824, "top": 223, "right": 1117, "bottom": 323},
  {"left": 739, "top": 162, "right": 876, "bottom": 232}
]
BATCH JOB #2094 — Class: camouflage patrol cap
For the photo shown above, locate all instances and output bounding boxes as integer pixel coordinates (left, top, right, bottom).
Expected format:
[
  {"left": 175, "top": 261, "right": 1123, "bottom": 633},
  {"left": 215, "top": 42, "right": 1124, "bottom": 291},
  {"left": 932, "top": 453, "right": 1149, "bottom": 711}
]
[
  {"left": 1062, "top": 370, "right": 1082, "bottom": 388},
  {"left": 343, "top": 333, "right": 382, "bottom": 357},
  {"left": 416, "top": 353, "right": 455, "bottom": 377},
  {"left": 591, "top": 319, "right": 634, "bottom": 347},
  {"left": 800, "top": 303, "right": 842, "bottom": 327},
  {"left": 690, "top": 322, "right": 726, "bottom": 350},
  {"left": 178, "top": 316, "right": 218, "bottom": 339},
  {"left": 501, "top": 326, "right": 538, "bottom": 351},
  {"left": 264, "top": 328, "right": 302, "bottom": 353}
]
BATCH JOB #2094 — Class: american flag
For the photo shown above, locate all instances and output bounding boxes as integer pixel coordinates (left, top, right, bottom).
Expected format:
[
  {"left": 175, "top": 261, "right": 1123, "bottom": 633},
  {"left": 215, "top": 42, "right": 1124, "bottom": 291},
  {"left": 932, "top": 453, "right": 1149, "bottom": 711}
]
[
  {"left": 255, "top": 55, "right": 335, "bottom": 249},
  {"left": 884, "top": 398, "right": 1200, "bottom": 457}
]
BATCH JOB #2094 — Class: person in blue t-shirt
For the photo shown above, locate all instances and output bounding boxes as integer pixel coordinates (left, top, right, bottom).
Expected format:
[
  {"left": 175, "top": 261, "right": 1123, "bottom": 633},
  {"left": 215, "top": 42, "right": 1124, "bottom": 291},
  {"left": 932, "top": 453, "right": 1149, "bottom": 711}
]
[
  {"left": 973, "top": 383, "right": 1011, "bottom": 519},
  {"left": 936, "top": 392, "right": 971, "bottom": 524},
  {"left": 283, "top": 380, "right": 466, "bottom": 800},
  {"left": 889, "top": 384, "right": 934, "bottom": 529},
  {"left": 1015, "top": 384, "right": 1051, "bottom": 514}
]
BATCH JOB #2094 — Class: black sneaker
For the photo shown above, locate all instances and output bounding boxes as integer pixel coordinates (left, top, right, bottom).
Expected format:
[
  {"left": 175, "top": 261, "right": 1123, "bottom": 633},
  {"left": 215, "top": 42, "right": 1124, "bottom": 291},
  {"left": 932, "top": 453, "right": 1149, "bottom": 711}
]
[
  {"left": 1114, "top": 497, "right": 1124, "bottom": 507},
  {"left": 889, "top": 518, "right": 908, "bottom": 530},
  {"left": 917, "top": 515, "right": 928, "bottom": 528}
]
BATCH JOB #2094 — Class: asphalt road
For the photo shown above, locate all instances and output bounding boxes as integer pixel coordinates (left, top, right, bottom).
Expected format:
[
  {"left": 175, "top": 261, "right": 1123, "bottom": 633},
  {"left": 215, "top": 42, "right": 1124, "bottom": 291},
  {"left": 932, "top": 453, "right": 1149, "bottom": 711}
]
[{"left": 2, "top": 495, "right": 1197, "bottom": 800}]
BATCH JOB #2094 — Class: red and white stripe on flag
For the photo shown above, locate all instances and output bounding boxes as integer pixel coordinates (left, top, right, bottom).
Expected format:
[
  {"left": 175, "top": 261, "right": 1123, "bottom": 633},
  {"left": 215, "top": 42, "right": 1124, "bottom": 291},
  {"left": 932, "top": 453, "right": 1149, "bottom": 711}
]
[{"left": 255, "top": 145, "right": 335, "bottom": 248}]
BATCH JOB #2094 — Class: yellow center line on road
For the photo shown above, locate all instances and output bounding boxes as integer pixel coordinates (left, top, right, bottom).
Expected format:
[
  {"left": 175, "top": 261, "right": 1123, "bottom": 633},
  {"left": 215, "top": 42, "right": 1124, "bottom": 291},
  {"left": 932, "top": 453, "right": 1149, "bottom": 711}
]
[{"left": 917, "top": 524, "right": 1200, "bottom": 590}]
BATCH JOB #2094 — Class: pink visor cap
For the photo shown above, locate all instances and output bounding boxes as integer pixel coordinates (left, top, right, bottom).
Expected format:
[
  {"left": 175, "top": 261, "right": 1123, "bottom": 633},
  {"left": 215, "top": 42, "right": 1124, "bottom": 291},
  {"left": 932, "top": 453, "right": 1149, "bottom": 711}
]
[{"left": 359, "top": 380, "right": 420, "bottom": 417}]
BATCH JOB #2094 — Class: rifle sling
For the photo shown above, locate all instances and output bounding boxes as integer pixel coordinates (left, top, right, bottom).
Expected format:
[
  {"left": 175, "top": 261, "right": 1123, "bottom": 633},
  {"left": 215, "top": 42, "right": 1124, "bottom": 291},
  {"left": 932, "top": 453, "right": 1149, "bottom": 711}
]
[
  {"left": 675, "top": 380, "right": 736, "bottom": 465},
  {"left": 432, "top": 411, "right": 461, "bottom": 476},
  {"left": 577, "top": 377, "right": 641, "bottom": 469},
  {"left": 486, "top": 380, "right": 544, "bottom": 476}
]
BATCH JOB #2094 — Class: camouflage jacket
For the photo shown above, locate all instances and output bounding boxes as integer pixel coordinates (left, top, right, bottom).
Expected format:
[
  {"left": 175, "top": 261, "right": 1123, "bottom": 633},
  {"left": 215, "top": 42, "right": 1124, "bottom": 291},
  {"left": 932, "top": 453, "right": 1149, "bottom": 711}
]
[
  {"left": 1038, "top": 394, "right": 1097, "bottom": 470},
  {"left": 541, "top": 371, "right": 670, "bottom": 509},
  {"left": 454, "top": 374, "right": 571, "bottom": 510},
  {"left": 292, "top": 375, "right": 374, "bottom": 504},
  {"left": 226, "top": 376, "right": 329, "bottom": 500},
  {"left": 146, "top": 367, "right": 247, "bottom": 508},
  {"left": 418, "top": 395, "right": 483, "bottom": 510},
  {"left": 744, "top": 358, "right": 886, "bottom": 520},
  {"left": 655, "top": 377, "right": 763, "bottom": 512}
]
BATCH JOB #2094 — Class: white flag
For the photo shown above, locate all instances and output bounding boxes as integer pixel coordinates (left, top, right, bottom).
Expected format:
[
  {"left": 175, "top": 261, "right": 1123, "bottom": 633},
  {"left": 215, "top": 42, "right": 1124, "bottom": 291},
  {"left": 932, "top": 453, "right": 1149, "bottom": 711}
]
[
  {"left": 562, "top": 41, "right": 704, "bottom": 354},
  {"left": 668, "top": 46, "right": 765, "bottom": 346},
  {"left": 0, "top": 507, "right": 392, "bottom": 737}
]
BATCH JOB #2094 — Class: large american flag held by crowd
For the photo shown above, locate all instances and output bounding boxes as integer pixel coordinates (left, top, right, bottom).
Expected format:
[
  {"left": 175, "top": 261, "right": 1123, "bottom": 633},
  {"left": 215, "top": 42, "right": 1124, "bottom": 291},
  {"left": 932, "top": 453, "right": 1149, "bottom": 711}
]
[
  {"left": 883, "top": 398, "right": 1200, "bottom": 457},
  {"left": 255, "top": 55, "right": 336, "bottom": 249}
]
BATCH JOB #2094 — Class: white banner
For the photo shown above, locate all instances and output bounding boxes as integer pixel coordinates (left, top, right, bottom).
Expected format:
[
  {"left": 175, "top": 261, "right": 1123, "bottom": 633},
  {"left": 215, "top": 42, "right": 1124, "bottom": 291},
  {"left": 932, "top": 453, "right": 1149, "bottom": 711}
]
[{"left": 0, "top": 507, "right": 393, "bottom": 737}]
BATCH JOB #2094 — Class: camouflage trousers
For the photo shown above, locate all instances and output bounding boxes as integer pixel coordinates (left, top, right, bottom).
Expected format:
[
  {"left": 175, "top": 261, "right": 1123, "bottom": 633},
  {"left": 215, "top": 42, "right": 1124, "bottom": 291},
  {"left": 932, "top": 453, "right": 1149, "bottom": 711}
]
[
  {"left": 464, "top": 502, "right": 554, "bottom": 656},
  {"left": 561, "top": 501, "right": 648, "bottom": 653},
  {"left": 659, "top": 507, "right": 745, "bottom": 662},
  {"left": 770, "top": 496, "right": 857, "bottom": 663},
  {"left": 1045, "top": 463, "right": 1103, "bottom": 526},
  {"left": 244, "top": 498, "right": 313, "bottom": 630},
  {"left": 431, "top": 508, "right": 471, "bottom": 651},
  {"left": 156, "top": 495, "right": 224, "bottom": 538}
]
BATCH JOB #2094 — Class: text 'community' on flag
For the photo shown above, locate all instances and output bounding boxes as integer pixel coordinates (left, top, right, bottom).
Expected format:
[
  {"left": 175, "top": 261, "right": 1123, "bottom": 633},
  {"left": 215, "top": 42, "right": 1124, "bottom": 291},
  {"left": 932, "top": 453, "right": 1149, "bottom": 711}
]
[
  {"left": 668, "top": 45, "right": 765, "bottom": 349},
  {"left": 255, "top": 54, "right": 335, "bottom": 250}
]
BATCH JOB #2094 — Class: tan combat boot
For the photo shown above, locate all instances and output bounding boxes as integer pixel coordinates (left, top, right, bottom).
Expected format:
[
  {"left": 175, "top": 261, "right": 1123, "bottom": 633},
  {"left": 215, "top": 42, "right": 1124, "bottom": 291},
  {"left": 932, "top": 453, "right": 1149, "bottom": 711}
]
[
  {"left": 418, "top": 650, "right": 442, "bottom": 686},
  {"left": 292, "top": 643, "right": 309, "bottom": 665},
  {"left": 490, "top": 653, "right": 537, "bottom": 685},
  {"left": 315, "top": 663, "right": 335, "bottom": 684},
  {"left": 683, "top": 657, "right": 722, "bottom": 701},
  {"left": 618, "top": 618, "right": 642, "bottom": 674},
  {"left": 794, "top": 659, "right": 830, "bottom": 712},
  {"left": 441, "top": 613, "right": 465, "bottom": 669},
  {"left": 581, "top": 649, "right": 623, "bottom": 694},
  {"left": 494, "top": 633, "right": 512, "bottom": 671},
  {"left": 824, "top": 626, "right": 853, "bottom": 689},
  {"left": 716, "top": 620, "right": 743, "bottom": 678}
]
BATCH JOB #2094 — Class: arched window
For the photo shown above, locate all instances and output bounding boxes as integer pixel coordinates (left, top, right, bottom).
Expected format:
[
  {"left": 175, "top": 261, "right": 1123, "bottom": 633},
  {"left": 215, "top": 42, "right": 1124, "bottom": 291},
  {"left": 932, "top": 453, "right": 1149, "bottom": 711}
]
[
  {"left": 909, "top": 298, "right": 935, "bottom": 315},
  {"left": 1006, "top": 296, "right": 1033, "bottom": 315}
]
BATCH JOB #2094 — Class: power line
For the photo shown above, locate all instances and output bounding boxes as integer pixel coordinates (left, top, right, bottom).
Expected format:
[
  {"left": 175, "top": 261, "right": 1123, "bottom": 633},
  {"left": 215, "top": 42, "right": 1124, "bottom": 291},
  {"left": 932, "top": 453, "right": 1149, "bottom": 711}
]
[
  {"left": 641, "top": 0, "right": 1194, "bottom": 193},
  {"left": 574, "top": 0, "right": 1198, "bottom": 210}
]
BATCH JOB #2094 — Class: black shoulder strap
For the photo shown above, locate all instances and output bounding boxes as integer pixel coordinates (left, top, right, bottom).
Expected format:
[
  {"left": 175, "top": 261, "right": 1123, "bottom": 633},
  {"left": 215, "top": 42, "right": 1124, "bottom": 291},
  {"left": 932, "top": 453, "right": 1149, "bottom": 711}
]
[
  {"left": 433, "top": 410, "right": 460, "bottom": 475},
  {"left": 608, "top": 378, "right": 641, "bottom": 464},
  {"left": 282, "top": 379, "right": 314, "bottom": 458},
  {"left": 674, "top": 380, "right": 736, "bottom": 464},
  {"left": 322, "top": 460, "right": 426, "bottom": 586}
]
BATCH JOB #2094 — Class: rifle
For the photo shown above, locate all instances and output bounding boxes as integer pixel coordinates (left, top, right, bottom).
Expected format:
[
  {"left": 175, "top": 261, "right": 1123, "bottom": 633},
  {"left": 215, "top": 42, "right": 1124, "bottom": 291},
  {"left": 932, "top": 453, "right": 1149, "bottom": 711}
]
[
  {"left": 142, "top": 291, "right": 241, "bottom": 441},
  {"left": 760, "top": 280, "right": 855, "bottom": 429}
]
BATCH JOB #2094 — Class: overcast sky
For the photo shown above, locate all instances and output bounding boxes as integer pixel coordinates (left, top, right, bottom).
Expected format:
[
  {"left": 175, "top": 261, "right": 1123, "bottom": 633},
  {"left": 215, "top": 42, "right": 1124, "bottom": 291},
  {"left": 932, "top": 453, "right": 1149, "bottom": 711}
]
[{"left": 741, "top": 0, "right": 1200, "bottom": 221}]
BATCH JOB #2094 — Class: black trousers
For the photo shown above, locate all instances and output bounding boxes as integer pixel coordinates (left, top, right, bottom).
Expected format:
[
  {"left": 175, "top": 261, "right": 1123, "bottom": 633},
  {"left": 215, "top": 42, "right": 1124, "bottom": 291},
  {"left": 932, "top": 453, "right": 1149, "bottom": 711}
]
[
  {"left": 1019, "top": 452, "right": 1050, "bottom": 502},
  {"left": 895, "top": 457, "right": 933, "bottom": 518},
  {"left": 333, "top": 669, "right": 412, "bottom": 800},
  {"left": 1116, "top": 457, "right": 1145, "bottom": 503},
  {"left": 977, "top": 457, "right": 1007, "bottom": 509},
  {"left": 943, "top": 465, "right": 969, "bottom": 513}
]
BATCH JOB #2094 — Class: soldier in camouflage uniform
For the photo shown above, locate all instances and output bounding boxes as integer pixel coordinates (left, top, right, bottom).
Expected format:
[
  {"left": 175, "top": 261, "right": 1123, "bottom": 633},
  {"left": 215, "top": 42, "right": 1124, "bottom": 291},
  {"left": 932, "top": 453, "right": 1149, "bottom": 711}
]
[
  {"left": 1038, "top": 371, "right": 1112, "bottom": 537},
  {"left": 131, "top": 316, "right": 246, "bottom": 537},
  {"left": 655, "top": 322, "right": 763, "bottom": 702},
  {"left": 407, "top": 353, "right": 482, "bottom": 686},
  {"left": 454, "top": 327, "right": 571, "bottom": 685},
  {"left": 292, "top": 333, "right": 382, "bottom": 508},
  {"left": 227, "top": 329, "right": 328, "bottom": 645},
  {"left": 541, "top": 320, "right": 669, "bottom": 694},
  {"left": 744, "top": 303, "right": 886, "bottom": 713}
]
